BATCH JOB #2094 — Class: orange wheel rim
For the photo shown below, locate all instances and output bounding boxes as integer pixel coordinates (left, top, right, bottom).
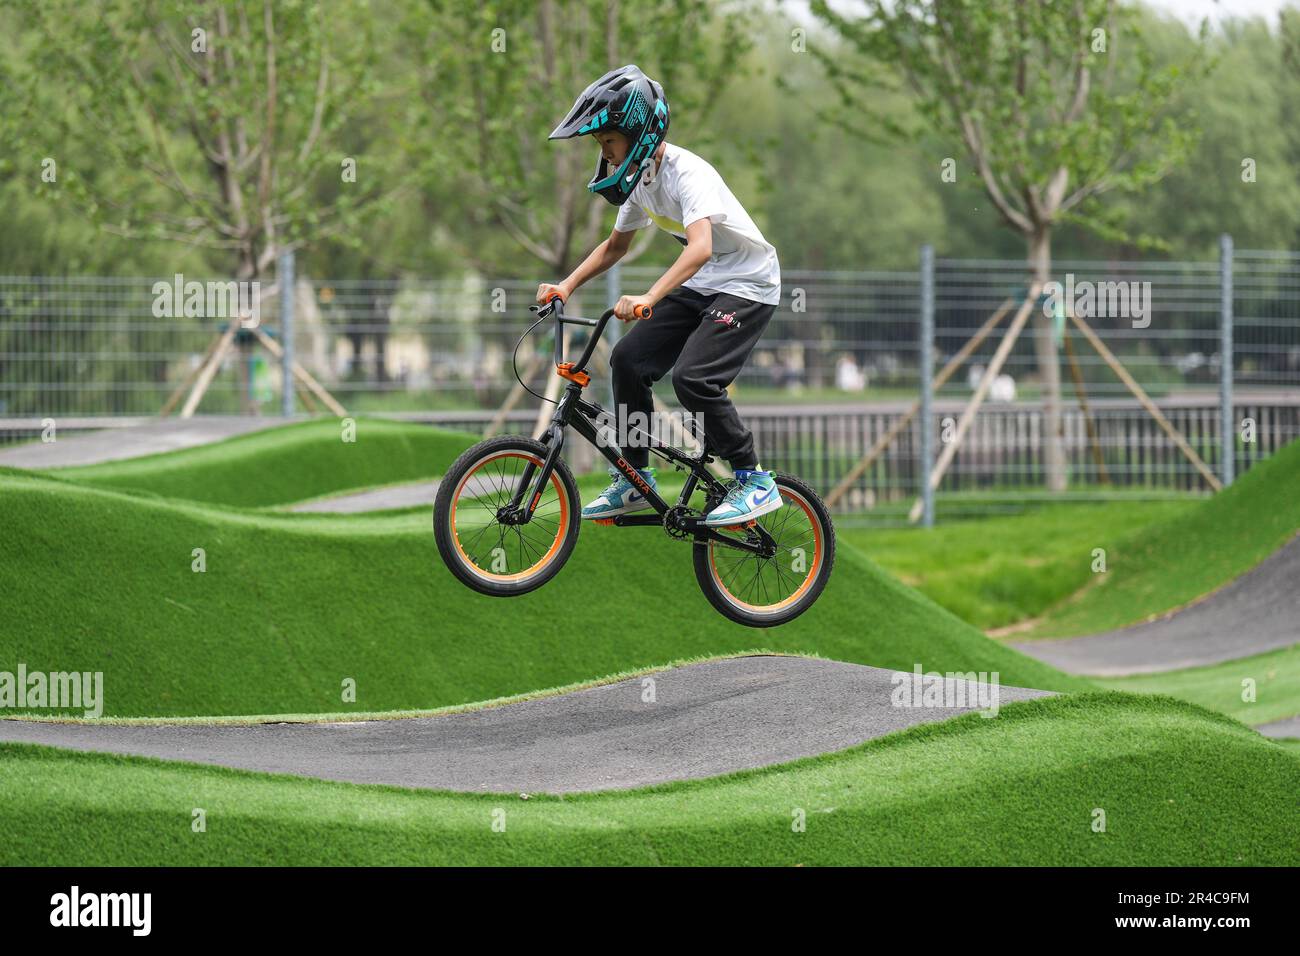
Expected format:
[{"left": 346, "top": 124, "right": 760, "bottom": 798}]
[
  {"left": 449, "top": 451, "right": 569, "bottom": 584},
  {"left": 707, "top": 488, "right": 822, "bottom": 615}
]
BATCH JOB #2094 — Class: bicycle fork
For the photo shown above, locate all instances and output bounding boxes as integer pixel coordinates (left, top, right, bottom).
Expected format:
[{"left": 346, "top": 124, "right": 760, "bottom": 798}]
[{"left": 497, "top": 387, "right": 578, "bottom": 525}]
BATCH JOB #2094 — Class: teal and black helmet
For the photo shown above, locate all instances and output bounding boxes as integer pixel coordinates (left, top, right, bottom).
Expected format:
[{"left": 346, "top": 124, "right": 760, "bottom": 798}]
[{"left": 549, "top": 64, "right": 670, "bottom": 206}]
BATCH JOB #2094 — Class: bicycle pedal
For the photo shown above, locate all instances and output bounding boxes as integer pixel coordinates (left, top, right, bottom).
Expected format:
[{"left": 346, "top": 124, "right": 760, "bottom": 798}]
[{"left": 592, "top": 518, "right": 616, "bottom": 526}]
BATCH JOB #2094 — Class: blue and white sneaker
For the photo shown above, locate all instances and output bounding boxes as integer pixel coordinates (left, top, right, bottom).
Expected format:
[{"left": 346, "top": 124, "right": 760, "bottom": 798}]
[
  {"left": 703, "top": 469, "right": 783, "bottom": 526},
  {"left": 581, "top": 465, "right": 657, "bottom": 520}
]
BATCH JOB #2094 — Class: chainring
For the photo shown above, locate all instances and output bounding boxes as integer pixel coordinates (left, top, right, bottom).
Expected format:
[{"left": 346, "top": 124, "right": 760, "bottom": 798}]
[{"left": 662, "top": 504, "right": 699, "bottom": 540}]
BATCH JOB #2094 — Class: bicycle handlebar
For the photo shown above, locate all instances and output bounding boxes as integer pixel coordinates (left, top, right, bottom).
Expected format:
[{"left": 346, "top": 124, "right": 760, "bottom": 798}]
[{"left": 531, "top": 295, "right": 653, "bottom": 373}]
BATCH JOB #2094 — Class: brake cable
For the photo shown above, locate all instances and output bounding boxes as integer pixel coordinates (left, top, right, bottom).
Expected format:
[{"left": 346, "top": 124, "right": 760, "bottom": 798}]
[
  {"left": 511, "top": 311, "right": 557, "bottom": 406},
  {"left": 509, "top": 304, "right": 710, "bottom": 473}
]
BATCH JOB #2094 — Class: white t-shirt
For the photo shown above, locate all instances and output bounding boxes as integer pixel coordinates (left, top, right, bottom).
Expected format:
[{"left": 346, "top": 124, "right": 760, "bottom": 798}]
[{"left": 614, "top": 143, "right": 781, "bottom": 306}]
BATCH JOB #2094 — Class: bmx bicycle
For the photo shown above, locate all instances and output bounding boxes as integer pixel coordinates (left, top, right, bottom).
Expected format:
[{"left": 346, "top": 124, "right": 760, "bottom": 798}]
[{"left": 432, "top": 295, "right": 835, "bottom": 627}]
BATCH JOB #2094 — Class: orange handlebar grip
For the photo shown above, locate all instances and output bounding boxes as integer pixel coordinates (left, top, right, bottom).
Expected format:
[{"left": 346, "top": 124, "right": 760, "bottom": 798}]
[{"left": 632, "top": 303, "right": 652, "bottom": 320}]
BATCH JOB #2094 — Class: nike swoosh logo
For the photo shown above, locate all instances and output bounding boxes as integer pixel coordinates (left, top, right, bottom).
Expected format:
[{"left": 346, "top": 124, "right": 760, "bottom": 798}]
[{"left": 751, "top": 486, "right": 777, "bottom": 506}]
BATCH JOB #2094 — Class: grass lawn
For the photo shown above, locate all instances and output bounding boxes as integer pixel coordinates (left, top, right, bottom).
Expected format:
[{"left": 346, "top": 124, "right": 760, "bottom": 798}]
[
  {"left": 1, "top": 692, "right": 1295, "bottom": 866},
  {"left": 44, "top": 418, "right": 475, "bottom": 507},
  {"left": 1097, "top": 643, "right": 1300, "bottom": 727},
  {"left": 839, "top": 500, "right": 1195, "bottom": 631}
]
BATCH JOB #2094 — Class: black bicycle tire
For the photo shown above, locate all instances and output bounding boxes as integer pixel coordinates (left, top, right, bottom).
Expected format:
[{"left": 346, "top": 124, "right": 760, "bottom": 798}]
[
  {"left": 433, "top": 435, "right": 581, "bottom": 597},
  {"left": 691, "top": 472, "right": 835, "bottom": 627}
]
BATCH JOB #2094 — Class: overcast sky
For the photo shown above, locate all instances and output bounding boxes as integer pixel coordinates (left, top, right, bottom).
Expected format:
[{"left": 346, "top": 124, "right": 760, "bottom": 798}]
[
  {"left": 789, "top": 0, "right": 1297, "bottom": 32},
  {"left": 1149, "top": 0, "right": 1295, "bottom": 28}
]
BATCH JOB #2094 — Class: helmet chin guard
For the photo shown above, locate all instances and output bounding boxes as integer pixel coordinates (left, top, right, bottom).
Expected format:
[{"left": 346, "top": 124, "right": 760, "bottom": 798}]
[{"left": 586, "top": 122, "right": 664, "bottom": 205}]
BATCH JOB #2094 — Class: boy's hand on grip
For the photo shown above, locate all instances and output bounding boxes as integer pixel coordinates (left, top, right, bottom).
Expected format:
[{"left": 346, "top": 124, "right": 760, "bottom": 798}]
[
  {"left": 536, "top": 282, "right": 569, "bottom": 305},
  {"left": 614, "top": 294, "right": 654, "bottom": 322}
]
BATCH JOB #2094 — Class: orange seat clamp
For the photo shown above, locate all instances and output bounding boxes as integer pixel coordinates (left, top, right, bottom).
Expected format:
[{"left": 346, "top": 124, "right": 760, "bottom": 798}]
[{"left": 556, "top": 362, "right": 590, "bottom": 387}]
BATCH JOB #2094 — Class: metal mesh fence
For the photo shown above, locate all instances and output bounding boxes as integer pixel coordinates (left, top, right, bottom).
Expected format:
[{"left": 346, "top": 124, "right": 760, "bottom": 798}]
[
  {"left": 2, "top": 247, "right": 1297, "bottom": 524},
  {"left": 1234, "top": 250, "right": 1300, "bottom": 388}
]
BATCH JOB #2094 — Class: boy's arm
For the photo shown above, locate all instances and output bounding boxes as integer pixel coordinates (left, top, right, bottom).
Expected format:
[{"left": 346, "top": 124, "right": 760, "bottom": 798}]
[
  {"left": 615, "top": 218, "right": 711, "bottom": 321},
  {"left": 536, "top": 228, "right": 635, "bottom": 304}
]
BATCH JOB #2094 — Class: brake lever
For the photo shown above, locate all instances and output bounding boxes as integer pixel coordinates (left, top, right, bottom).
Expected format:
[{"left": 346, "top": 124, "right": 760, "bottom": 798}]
[{"left": 532, "top": 293, "right": 567, "bottom": 319}]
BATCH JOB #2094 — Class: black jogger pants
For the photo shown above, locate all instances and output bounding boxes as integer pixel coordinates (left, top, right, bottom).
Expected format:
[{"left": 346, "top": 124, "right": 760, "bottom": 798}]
[{"left": 608, "top": 286, "right": 775, "bottom": 471}]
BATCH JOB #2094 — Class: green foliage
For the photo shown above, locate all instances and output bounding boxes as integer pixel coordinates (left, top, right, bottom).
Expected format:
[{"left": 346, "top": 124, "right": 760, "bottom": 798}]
[
  {"left": 1129, "top": 12, "right": 1300, "bottom": 257},
  {"left": 6, "top": 0, "right": 400, "bottom": 278},
  {"left": 809, "top": 0, "right": 1209, "bottom": 248},
  {"left": 412, "top": 0, "right": 758, "bottom": 274},
  {"left": 2, "top": 3, "right": 1299, "bottom": 276}
]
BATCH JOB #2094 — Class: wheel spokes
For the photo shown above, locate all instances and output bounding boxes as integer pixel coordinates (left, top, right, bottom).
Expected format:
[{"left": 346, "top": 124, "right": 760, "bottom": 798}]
[
  {"left": 709, "top": 489, "right": 822, "bottom": 612},
  {"left": 450, "top": 452, "right": 568, "bottom": 581}
]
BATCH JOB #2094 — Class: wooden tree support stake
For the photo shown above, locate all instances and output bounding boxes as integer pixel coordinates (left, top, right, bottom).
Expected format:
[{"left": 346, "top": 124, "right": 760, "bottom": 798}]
[
  {"left": 295, "top": 379, "right": 320, "bottom": 413},
  {"left": 826, "top": 297, "right": 1015, "bottom": 510},
  {"left": 1069, "top": 312, "right": 1221, "bottom": 492},
  {"left": 484, "top": 350, "right": 544, "bottom": 438},
  {"left": 159, "top": 334, "right": 222, "bottom": 418},
  {"left": 1063, "top": 327, "right": 1110, "bottom": 484},
  {"left": 907, "top": 285, "right": 1042, "bottom": 523},
  {"left": 179, "top": 321, "right": 241, "bottom": 418},
  {"left": 251, "top": 326, "right": 349, "bottom": 417}
]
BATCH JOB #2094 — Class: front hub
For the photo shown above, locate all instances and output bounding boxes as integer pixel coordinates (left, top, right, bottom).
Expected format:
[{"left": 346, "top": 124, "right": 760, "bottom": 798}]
[{"left": 496, "top": 506, "right": 528, "bottom": 525}]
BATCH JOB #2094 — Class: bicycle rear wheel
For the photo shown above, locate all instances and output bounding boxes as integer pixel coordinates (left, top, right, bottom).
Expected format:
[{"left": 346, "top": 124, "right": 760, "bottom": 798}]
[
  {"left": 692, "top": 472, "right": 834, "bottom": 627},
  {"left": 433, "top": 436, "right": 580, "bottom": 596}
]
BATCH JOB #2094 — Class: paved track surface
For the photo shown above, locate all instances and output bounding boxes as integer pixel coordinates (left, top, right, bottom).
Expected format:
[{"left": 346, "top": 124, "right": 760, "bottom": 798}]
[
  {"left": 287, "top": 472, "right": 580, "bottom": 513},
  {"left": 1012, "top": 535, "right": 1300, "bottom": 676},
  {"left": 6, "top": 419, "right": 1294, "bottom": 752},
  {"left": 1255, "top": 715, "right": 1300, "bottom": 739},
  {"left": 0, "top": 656, "right": 1050, "bottom": 794},
  {"left": 0, "top": 417, "right": 284, "bottom": 468},
  {"left": 287, "top": 480, "right": 441, "bottom": 512}
]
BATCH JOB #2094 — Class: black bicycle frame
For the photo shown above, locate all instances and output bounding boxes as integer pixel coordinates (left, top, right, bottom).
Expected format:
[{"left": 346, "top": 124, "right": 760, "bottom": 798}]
[{"left": 499, "top": 299, "right": 774, "bottom": 556}]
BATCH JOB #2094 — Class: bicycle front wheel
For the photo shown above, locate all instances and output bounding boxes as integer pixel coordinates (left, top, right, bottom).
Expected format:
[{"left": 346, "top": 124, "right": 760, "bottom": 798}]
[
  {"left": 692, "top": 472, "right": 835, "bottom": 627},
  {"left": 433, "top": 436, "right": 580, "bottom": 596}
]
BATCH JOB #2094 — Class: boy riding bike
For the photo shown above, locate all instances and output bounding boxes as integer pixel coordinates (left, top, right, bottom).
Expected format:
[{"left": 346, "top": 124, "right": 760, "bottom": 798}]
[{"left": 538, "top": 64, "right": 783, "bottom": 528}]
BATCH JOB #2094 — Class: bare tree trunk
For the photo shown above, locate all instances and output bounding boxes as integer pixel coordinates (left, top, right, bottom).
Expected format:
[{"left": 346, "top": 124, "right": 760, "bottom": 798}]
[{"left": 1028, "top": 228, "right": 1067, "bottom": 492}]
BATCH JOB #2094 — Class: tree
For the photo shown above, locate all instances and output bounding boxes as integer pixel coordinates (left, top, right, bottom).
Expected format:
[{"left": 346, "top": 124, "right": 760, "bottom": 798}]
[
  {"left": 810, "top": 0, "right": 1204, "bottom": 491},
  {"left": 414, "top": 0, "right": 756, "bottom": 279},
  {"left": 7, "top": 0, "right": 397, "bottom": 281}
]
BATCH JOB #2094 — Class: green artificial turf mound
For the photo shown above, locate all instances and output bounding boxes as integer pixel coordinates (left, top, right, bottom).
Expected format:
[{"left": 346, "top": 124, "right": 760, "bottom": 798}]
[
  {"left": 43, "top": 418, "right": 476, "bottom": 507},
  {"left": 0, "top": 469, "right": 1089, "bottom": 719},
  {"left": 840, "top": 500, "right": 1194, "bottom": 631},
  {"left": 1098, "top": 642, "right": 1300, "bottom": 726},
  {"left": 1018, "top": 436, "right": 1300, "bottom": 638},
  {"left": 1, "top": 693, "right": 1294, "bottom": 865}
]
